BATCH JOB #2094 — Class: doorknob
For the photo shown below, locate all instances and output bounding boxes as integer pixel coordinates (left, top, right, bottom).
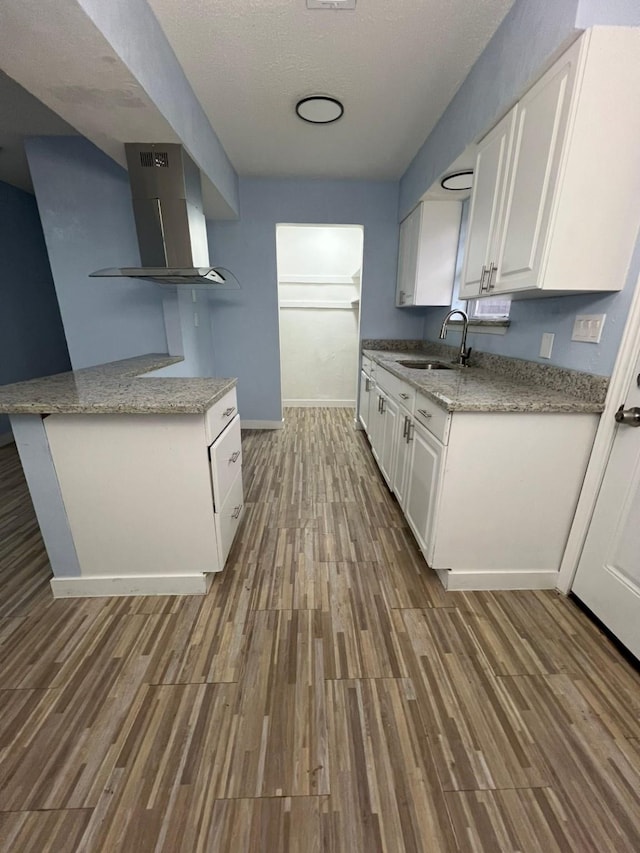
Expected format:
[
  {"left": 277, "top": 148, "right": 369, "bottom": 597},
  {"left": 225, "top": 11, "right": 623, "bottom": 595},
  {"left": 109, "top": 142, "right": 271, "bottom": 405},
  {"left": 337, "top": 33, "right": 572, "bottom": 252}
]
[{"left": 615, "top": 405, "right": 640, "bottom": 426}]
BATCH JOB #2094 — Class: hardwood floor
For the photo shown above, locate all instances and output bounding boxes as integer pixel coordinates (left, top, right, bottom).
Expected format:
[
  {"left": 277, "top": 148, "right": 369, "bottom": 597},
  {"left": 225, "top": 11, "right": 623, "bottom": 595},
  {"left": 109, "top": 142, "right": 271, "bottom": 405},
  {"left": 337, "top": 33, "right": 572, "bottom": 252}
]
[{"left": 0, "top": 407, "right": 639, "bottom": 852}]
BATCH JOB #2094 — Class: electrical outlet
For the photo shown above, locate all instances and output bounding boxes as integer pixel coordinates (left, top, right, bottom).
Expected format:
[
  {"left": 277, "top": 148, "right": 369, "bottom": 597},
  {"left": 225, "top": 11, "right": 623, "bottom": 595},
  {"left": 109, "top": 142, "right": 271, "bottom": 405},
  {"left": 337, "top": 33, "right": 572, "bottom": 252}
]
[
  {"left": 540, "top": 332, "right": 554, "bottom": 359},
  {"left": 572, "top": 314, "right": 606, "bottom": 343}
]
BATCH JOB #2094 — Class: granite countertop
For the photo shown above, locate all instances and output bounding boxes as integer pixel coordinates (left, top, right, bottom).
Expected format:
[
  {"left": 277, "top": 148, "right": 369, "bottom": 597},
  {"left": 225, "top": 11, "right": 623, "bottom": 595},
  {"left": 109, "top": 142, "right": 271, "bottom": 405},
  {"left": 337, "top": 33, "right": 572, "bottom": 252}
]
[
  {"left": 363, "top": 348, "right": 607, "bottom": 414},
  {"left": 0, "top": 355, "right": 237, "bottom": 415}
]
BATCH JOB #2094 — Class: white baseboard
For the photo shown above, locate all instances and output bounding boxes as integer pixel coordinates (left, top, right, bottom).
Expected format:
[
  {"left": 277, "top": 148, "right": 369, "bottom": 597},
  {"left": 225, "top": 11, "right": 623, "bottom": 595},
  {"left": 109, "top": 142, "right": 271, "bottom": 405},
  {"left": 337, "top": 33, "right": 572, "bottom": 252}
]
[
  {"left": 282, "top": 400, "right": 356, "bottom": 408},
  {"left": 436, "top": 568, "right": 559, "bottom": 591},
  {"left": 240, "top": 419, "right": 284, "bottom": 430},
  {"left": 0, "top": 432, "right": 14, "bottom": 448},
  {"left": 50, "top": 572, "right": 215, "bottom": 598}
]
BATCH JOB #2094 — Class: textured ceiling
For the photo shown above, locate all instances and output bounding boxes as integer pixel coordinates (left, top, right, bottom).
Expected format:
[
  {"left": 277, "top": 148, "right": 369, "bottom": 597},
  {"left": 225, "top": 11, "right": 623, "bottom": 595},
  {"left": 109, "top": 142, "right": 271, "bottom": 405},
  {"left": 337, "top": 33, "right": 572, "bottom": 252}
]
[
  {"left": 146, "top": 0, "right": 515, "bottom": 180},
  {"left": 0, "top": 71, "right": 76, "bottom": 193}
]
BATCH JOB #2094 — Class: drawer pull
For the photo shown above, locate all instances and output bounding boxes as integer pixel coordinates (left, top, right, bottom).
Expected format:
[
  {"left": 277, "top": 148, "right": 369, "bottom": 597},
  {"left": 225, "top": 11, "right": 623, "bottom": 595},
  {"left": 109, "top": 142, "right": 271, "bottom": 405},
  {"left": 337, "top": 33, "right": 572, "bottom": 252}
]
[
  {"left": 487, "top": 262, "right": 498, "bottom": 291},
  {"left": 230, "top": 450, "right": 241, "bottom": 463},
  {"left": 232, "top": 505, "right": 243, "bottom": 519},
  {"left": 399, "top": 392, "right": 409, "bottom": 400},
  {"left": 417, "top": 408, "right": 432, "bottom": 419},
  {"left": 223, "top": 406, "right": 236, "bottom": 417},
  {"left": 479, "top": 264, "right": 489, "bottom": 292},
  {"left": 365, "top": 378, "right": 371, "bottom": 392}
]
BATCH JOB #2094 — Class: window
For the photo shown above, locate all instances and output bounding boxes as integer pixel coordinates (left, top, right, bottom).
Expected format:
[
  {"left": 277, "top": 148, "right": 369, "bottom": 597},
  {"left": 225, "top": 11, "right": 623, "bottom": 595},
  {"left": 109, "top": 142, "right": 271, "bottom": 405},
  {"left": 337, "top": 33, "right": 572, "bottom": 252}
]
[
  {"left": 467, "top": 295, "right": 511, "bottom": 320},
  {"left": 450, "top": 201, "right": 511, "bottom": 324}
]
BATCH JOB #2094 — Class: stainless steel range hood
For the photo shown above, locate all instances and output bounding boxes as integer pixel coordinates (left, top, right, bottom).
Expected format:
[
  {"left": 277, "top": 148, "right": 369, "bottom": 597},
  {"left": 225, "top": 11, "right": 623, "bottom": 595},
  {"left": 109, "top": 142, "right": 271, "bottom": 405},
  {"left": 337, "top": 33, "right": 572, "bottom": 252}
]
[{"left": 90, "top": 143, "right": 239, "bottom": 289}]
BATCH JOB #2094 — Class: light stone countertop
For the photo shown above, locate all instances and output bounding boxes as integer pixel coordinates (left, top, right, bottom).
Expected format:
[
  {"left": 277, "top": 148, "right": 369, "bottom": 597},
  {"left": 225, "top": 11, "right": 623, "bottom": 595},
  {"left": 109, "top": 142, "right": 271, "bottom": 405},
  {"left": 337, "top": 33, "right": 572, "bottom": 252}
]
[
  {"left": 363, "top": 349, "right": 607, "bottom": 414},
  {"left": 0, "top": 355, "right": 237, "bottom": 415}
]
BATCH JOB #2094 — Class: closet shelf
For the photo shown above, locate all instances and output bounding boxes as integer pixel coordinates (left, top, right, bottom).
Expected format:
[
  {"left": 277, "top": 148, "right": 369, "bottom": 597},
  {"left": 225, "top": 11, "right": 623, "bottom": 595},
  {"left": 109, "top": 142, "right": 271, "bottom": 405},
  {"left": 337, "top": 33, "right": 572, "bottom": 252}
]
[{"left": 280, "top": 300, "right": 357, "bottom": 310}]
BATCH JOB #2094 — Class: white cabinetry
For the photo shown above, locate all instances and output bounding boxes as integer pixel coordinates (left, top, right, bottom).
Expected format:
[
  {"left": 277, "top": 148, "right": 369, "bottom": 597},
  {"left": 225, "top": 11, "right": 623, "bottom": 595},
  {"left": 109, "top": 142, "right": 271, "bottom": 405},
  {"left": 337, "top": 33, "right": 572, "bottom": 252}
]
[
  {"left": 358, "top": 369, "right": 371, "bottom": 432},
  {"left": 461, "top": 27, "right": 640, "bottom": 299},
  {"left": 363, "top": 362, "right": 598, "bottom": 590},
  {"left": 459, "top": 109, "right": 515, "bottom": 299},
  {"left": 403, "top": 418, "right": 442, "bottom": 558},
  {"left": 45, "top": 387, "right": 243, "bottom": 597},
  {"left": 396, "top": 201, "right": 462, "bottom": 307},
  {"left": 358, "top": 356, "right": 375, "bottom": 432}
]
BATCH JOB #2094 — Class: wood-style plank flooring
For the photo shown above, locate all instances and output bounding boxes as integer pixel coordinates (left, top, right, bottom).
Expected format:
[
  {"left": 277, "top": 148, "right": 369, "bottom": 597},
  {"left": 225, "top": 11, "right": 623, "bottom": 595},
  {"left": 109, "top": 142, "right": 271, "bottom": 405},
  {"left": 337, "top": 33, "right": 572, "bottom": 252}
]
[{"left": 0, "top": 407, "right": 639, "bottom": 851}]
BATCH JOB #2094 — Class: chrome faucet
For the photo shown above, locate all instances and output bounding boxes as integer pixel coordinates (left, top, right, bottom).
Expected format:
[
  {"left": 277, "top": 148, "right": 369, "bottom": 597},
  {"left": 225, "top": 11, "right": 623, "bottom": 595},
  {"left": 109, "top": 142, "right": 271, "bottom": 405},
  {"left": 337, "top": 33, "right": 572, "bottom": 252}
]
[{"left": 439, "top": 309, "right": 472, "bottom": 366}]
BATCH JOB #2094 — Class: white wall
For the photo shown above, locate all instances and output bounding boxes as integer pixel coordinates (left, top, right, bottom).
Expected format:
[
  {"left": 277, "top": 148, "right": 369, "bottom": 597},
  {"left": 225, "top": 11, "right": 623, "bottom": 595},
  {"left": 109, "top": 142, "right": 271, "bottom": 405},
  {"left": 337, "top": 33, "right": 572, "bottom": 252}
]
[{"left": 277, "top": 225, "right": 363, "bottom": 406}]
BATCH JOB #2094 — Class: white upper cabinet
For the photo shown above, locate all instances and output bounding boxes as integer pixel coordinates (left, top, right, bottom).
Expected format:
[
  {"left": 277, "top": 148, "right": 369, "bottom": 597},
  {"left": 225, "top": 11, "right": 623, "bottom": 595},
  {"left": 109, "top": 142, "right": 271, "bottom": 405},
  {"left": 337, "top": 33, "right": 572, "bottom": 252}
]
[
  {"left": 459, "top": 108, "right": 516, "bottom": 299},
  {"left": 461, "top": 27, "right": 640, "bottom": 300},
  {"left": 396, "top": 200, "right": 462, "bottom": 306}
]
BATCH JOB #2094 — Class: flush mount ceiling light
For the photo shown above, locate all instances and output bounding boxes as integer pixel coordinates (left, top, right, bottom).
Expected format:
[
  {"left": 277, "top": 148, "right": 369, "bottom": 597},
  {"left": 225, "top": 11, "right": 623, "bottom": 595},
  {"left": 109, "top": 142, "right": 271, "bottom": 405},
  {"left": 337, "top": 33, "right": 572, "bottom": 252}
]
[
  {"left": 440, "top": 169, "right": 474, "bottom": 191},
  {"left": 295, "top": 96, "right": 344, "bottom": 124}
]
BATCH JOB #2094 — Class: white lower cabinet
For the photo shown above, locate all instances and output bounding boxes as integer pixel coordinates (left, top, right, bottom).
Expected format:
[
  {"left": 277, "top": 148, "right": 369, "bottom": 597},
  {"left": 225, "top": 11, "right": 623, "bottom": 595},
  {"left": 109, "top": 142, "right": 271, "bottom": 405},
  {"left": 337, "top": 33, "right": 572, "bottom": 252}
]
[
  {"left": 44, "top": 386, "right": 243, "bottom": 598},
  {"left": 363, "top": 363, "right": 599, "bottom": 591},
  {"left": 392, "top": 408, "right": 412, "bottom": 509},
  {"left": 403, "top": 419, "right": 442, "bottom": 560},
  {"left": 379, "top": 394, "right": 399, "bottom": 486},
  {"left": 358, "top": 369, "right": 371, "bottom": 432}
]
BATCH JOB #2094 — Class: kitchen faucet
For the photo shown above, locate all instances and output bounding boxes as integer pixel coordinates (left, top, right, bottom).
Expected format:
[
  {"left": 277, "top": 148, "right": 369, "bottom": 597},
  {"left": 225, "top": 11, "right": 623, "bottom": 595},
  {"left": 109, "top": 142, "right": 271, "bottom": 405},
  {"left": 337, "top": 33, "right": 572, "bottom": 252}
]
[{"left": 439, "top": 309, "right": 472, "bottom": 366}]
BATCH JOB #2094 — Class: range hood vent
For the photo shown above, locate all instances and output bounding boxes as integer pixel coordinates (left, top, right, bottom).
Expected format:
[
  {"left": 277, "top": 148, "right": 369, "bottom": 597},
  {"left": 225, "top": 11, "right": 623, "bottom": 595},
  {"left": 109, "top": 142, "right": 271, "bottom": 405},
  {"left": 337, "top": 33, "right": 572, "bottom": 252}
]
[{"left": 90, "top": 143, "right": 239, "bottom": 289}]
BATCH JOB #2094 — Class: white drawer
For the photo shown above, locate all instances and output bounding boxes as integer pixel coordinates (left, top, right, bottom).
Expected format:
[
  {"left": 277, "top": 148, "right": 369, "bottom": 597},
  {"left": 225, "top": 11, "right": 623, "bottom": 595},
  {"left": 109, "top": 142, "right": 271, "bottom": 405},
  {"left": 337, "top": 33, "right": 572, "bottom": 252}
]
[
  {"left": 414, "top": 392, "right": 451, "bottom": 444},
  {"left": 205, "top": 387, "right": 238, "bottom": 444},
  {"left": 376, "top": 367, "right": 416, "bottom": 412},
  {"left": 209, "top": 413, "right": 242, "bottom": 510},
  {"left": 215, "top": 470, "right": 244, "bottom": 568}
]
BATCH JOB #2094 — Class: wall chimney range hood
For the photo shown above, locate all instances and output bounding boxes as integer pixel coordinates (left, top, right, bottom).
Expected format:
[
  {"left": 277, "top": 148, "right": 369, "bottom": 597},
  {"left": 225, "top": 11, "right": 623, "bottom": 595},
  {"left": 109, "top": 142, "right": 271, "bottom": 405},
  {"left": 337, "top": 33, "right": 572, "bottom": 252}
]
[{"left": 90, "top": 143, "right": 239, "bottom": 289}]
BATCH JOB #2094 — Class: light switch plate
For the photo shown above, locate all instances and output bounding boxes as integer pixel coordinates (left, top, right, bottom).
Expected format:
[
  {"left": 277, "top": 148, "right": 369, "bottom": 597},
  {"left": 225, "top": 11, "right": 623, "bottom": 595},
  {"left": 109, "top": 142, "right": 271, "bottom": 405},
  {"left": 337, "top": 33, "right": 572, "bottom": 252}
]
[
  {"left": 540, "top": 332, "right": 554, "bottom": 359},
  {"left": 572, "top": 314, "right": 606, "bottom": 343}
]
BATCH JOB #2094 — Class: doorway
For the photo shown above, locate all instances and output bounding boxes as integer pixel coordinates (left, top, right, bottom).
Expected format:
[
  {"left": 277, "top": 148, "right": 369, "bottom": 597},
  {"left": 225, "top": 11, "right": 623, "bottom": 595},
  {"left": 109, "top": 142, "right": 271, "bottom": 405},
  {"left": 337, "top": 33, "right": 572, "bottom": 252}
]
[{"left": 276, "top": 224, "right": 364, "bottom": 409}]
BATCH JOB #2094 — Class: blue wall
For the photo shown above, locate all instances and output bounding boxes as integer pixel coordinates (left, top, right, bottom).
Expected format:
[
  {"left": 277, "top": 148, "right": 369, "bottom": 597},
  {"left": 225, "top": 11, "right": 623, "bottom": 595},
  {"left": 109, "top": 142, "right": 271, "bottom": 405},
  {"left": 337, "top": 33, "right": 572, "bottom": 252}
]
[
  {"left": 399, "top": 0, "right": 581, "bottom": 220},
  {"left": 25, "top": 136, "right": 168, "bottom": 370},
  {"left": 576, "top": 0, "right": 640, "bottom": 27},
  {"left": 0, "top": 180, "right": 71, "bottom": 436},
  {"left": 208, "top": 178, "right": 426, "bottom": 421},
  {"left": 77, "top": 0, "right": 238, "bottom": 217},
  {"left": 403, "top": 0, "right": 640, "bottom": 376}
]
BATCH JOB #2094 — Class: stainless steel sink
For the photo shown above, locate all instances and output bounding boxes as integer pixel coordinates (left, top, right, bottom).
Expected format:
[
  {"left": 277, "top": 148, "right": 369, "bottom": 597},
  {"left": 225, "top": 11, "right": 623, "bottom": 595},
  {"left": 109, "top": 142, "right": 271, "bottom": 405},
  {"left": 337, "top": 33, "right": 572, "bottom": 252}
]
[{"left": 397, "top": 360, "right": 454, "bottom": 370}]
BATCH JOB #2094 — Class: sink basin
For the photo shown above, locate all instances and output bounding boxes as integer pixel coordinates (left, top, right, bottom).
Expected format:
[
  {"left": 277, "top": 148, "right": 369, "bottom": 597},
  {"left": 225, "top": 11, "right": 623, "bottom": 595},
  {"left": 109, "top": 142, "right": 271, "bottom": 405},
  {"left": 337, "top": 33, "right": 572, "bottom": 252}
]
[{"left": 397, "top": 360, "right": 454, "bottom": 370}]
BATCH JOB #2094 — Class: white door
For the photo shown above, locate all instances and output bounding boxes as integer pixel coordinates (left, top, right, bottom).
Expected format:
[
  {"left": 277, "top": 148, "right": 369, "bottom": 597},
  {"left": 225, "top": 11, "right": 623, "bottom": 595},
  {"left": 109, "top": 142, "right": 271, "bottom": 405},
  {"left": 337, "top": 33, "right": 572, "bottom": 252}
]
[
  {"left": 396, "top": 205, "right": 420, "bottom": 306},
  {"left": 572, "top": 356, "right": 640, "bottom": 659},
  {"left": 369, "top": 388, "right": 385, "bottom": 463},
  {"left": 393, "top": 410, "right": 413, "bottom": 510},
  {"left": 493, "top": 41, "right": 578, "bottom": 294},
  {"left": 404, "top": 420, "right": 442, "bottom": 556},
  {"left": 379, "top": 395, "right": 399, "bottom": 487},
  {"left": 358, "top": 369, "right": 371, "bottom": 432},
  {"left": 459, "top": 108, "right": 515, "bottom": 299}
]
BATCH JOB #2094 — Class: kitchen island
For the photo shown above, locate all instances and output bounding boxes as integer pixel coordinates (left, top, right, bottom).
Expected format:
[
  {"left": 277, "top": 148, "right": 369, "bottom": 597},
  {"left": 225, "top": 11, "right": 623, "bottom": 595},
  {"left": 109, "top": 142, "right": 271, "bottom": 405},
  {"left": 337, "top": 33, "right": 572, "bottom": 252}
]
[
  {"left": 0, "top": 355, "right": 243, "bottom": 597},
  {"left": 359, "top": 343, "right": 606, "bottom": 590}
]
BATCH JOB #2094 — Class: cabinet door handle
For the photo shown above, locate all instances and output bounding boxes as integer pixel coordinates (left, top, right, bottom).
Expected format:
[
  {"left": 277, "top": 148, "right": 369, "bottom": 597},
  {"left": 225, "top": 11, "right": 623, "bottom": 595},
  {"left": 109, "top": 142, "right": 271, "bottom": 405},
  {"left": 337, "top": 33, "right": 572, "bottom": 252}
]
[
  {"left": 399, "top": 392, "right": 409, "bottom": 400},
  {"left": 223, "top": 406, "right": 236, "bottom": 417},
  {"left": 406, "top": 421, "right": 414, "bottom": 443},
  {"left": 230, "top": 450, "right": 241, "bottom": 463},
  {"left": 380, "top": 397, "right": 386, "bottom": 414},
  {"left": 487, "top": 262, "right": 497, "bottom": 291},
  {"left": 402, "top": 415, "right": 409, "bottom": 438},
  {"left": 479, "top": 265, "right": 489, "bottom": 292},
  {"left": 399, "top": 290, "right": 405, "bottom": 305},
  {"left": 232, "top": 505, "right": 242, "bottom": 519},
  {"left": 417, "top": 408, "right": 432, "bottom": 419}
]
